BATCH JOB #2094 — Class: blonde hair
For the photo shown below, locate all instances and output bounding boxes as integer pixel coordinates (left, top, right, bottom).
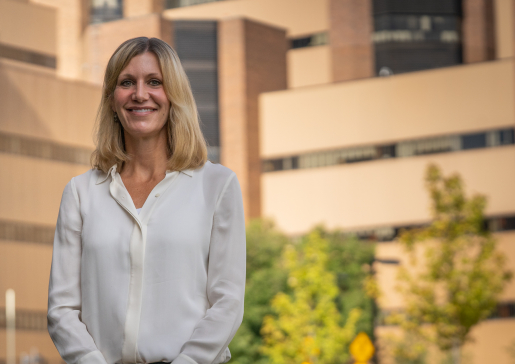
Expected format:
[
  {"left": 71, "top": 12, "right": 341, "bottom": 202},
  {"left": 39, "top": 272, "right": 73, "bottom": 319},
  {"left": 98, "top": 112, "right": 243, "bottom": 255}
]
[{"left": 91, "top": 37, "right": 208, "bottom": 173}]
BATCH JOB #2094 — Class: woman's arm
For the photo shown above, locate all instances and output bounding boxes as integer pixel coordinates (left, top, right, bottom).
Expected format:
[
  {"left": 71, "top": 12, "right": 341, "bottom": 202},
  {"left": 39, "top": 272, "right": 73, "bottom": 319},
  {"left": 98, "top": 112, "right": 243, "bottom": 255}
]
[
  {"left": 172, "top": 173, "right": 246, "bottom": 364},
  {"left": 47, "top": 179, "right": 108, "bottom": 364}
]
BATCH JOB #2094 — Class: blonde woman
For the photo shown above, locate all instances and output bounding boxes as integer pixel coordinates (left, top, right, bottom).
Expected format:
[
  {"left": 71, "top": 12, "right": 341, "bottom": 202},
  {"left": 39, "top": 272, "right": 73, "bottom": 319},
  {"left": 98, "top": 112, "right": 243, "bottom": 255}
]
[{"left": 47, "top": 37, "right": 246, "bottom": 364}]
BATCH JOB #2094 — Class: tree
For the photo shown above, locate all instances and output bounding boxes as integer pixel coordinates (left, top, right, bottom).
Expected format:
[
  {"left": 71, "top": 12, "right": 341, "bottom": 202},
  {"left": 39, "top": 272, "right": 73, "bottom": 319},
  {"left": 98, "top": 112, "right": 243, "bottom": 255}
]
[
  {"left": 322, "top": 229, "right": 376, "bottom": 340},
  {"left": 229, "top": 219, "right": 289, "bottom": 364},
  {"left": 394, "top": 164, "right": 512, "bottom": 364},
  {"left": 261, "top": 230, "right": 361, "bottom": 364}
]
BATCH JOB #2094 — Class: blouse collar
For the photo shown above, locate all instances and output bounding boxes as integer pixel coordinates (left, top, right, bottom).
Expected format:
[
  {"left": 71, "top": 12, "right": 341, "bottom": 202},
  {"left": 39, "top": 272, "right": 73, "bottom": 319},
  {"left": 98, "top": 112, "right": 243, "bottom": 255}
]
[{"left": 96, "top": 164, "right": 193, "bottom": 185}]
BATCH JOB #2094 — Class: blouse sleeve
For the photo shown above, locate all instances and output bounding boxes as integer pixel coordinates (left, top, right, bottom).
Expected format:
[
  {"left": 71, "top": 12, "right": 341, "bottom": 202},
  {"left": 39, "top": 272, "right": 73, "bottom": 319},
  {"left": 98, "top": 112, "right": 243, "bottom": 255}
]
[
  {"left": 47, "top": 179, "right": 108, "bottom": 364},
  {"left": 172, "top": 173, "right": 246, "bottom": 364}
]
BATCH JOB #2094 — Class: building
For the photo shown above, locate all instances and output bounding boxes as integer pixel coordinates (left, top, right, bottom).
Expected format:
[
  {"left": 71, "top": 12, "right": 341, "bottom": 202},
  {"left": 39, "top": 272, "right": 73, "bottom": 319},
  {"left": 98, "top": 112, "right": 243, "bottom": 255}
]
[
  {"left": 0, "top": 1, "right": 101, "bottom": 363},
  {"left": 0, "top": 0, "right": 514, "bottom": 363}
]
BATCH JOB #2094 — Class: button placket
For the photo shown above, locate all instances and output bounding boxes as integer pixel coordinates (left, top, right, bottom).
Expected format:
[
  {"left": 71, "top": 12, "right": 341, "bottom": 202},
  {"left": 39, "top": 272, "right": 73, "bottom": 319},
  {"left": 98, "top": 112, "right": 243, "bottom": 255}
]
[{"left": 119, "top": 171, "right": 182, "bottom": 363}]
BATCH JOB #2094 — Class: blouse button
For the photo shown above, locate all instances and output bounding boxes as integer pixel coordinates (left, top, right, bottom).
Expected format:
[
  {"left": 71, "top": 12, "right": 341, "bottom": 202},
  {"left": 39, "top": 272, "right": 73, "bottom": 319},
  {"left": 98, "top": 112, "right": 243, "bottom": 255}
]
[{"left": 155, "top": 193, "right": 160, "bottom": 197}]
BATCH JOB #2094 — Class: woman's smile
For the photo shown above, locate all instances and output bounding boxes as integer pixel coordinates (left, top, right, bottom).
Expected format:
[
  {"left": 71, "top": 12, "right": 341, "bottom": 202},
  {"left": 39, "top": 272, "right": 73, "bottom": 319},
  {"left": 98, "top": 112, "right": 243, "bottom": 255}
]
[
  {"left": 113, "top": 51, "right": 170, "bottom": 138},
  {"left": 126, "top": 107, "right": 158, "bottom": 116}
]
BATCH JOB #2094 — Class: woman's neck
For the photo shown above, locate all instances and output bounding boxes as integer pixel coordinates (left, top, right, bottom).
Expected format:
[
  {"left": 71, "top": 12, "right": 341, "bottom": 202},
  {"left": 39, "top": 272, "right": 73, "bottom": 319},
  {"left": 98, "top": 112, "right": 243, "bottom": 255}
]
[{"left": 121, "top": 130, "right": 169, "bottom": 182}]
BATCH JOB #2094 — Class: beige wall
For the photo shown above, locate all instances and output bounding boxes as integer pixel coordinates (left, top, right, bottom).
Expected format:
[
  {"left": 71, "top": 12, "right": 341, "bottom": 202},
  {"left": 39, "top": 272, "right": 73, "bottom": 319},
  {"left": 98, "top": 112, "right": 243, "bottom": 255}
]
[
  {"left": 30, "top": 0, "right": 85, "bottom": 79},
  {"left": 463, "top": 319, "right": 515, "bottom": 364},
  {"left": 375, "top": 231, "right": 515, "bottom": 310},
  {"left": 0, "top": 59, "right": 100, "bottom": 147},
  {"left": 0, "top": 241, "right": 53, "bottom": 311},
  {"left": 377, "top": 320, "right": 515, "bottom": 364},
  {"left": 0, "top": 0, "right": 56, "bottom": 55},
  {"left": 494, "top": 0, "right": 515, "bottom": 59},
  {"left": 124, "top": 0, "right": 163, "bottom": 18},
  {"left": 287, "top": 46, "right": 331, "bottom": 88},
  {"left": 262, "top": 146, "right": 515, "bottom": 235},
  {"left": 162, "top": 0, "right": 328, "bottom": 38},
  {"left": 0, "top": 154, "right": 90, "bottom": 225},
  {"left": 82, "top": 14, "right": 171, "bottom": 84},
  {"left": 260, "top": 60, "right": 515, "bottom": 158},
  {"left": 0, "top": 239, "right": 59, "bottom": 362},
  {"left": 0, "top": 330, "right": 60, "bottom": 364}
]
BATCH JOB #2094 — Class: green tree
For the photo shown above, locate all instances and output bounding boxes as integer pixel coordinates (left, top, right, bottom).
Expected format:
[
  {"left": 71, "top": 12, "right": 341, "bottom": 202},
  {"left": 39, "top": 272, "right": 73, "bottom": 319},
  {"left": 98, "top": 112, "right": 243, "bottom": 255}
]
[
  {"left": 394, "top": 164, "right": 512, "bottom": 364},
  {"left": 261, "top": 230, "right": 361, "bottom": 364},
  {"left": 322, "top": 229, "right": 376, "bottom": 339},
  {"left": 229, "top": 219, "right": 289, "bottom": 364}
]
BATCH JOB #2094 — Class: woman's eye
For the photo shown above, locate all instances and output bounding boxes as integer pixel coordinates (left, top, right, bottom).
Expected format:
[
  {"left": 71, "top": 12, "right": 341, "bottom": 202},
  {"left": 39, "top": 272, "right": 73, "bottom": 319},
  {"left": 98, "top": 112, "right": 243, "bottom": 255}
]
[
  {"left": 120, "top": 80, "right": 133, "bottom": 87},
  {"left": 149, "top": 79, "right": 162, "bottom": 86}
]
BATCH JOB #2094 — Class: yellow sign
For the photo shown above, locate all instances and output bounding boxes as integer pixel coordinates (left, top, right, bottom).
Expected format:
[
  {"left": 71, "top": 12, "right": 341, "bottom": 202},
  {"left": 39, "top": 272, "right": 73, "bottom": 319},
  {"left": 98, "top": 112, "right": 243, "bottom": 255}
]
[{"left": 350, "top": 332, "right": 375, "bottom": 364}]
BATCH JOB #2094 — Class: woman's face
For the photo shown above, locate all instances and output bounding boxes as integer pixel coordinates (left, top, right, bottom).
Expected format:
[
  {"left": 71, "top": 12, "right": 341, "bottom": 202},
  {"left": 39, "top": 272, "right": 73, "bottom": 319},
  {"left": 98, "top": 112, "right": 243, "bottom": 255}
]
[{"left": 112, "top": 51, "right": 170, "bottom": 139}]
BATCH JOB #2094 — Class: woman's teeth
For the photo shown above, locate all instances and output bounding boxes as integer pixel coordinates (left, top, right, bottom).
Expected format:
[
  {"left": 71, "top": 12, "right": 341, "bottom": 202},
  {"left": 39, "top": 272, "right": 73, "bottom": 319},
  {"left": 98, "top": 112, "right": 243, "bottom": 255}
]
[{"left": 132, "top": 109, "right": 154, "bottom": 113}]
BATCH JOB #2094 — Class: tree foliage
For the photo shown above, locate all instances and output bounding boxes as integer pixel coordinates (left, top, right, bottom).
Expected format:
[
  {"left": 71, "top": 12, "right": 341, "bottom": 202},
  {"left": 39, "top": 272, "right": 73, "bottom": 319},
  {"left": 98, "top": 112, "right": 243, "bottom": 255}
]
[
  {"left": 321, "top": 228, "right": 376, "bottom": 339},
  {"left": 393, "top": 164, "right": 512, "bottom": 362},
  {"left": 229, "top": 221, "right": 376, "bottom": 364},
  {"left": 229, "top": 219, "right": 289, "bottom": 364},
  {"left": 260, "top": 231, "right": 362, "bottom": 364}
]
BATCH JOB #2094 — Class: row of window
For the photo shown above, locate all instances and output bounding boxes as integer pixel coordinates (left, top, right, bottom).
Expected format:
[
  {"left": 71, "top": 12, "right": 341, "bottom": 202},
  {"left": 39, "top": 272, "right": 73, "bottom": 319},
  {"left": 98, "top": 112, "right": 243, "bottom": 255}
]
[
  {"left": 0, "top": 43, "right": 56, "bottom": 69},
  {"left": 373, "top": 29, "right": 460, "bottom": 44},
  {"left": 376, "top": 302, "right": 515, "bottom": 326},
  {"left": 262, "top": 128, "right": 515, "bottom": 173},
  {"left": 0, "top": 309, "right": 47, "bottom": 331},
  {"left": 165, "top": 0, "right": 223, "bottom": 8},
  {"left": 346, "top": 215, "right": 515, "bottom": 243},
  {"left": 0, "top": 132, "right": 92, "bottom": 166},
  {"left": 0, "top": 219, "right": 55, "bottom": 245}
]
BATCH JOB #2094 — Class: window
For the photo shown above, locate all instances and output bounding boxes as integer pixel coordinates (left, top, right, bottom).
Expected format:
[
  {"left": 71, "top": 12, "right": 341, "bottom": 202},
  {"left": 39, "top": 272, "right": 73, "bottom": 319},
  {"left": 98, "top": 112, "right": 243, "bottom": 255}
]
[
  {"left": 372, "top": 0, "right": 462, "bottom": 75},
  {"left": 262, "top": 127, "right": 514, "bottom": 173},
  {"left": 291, "top": 32, "right": 329, "bottom": 49},
  {"left": 165, "top": 0, "right": 224, "bottom": 9},
  {"left": 462, "top": 132, "right": 486, "bottom": 150},
  {"left": 90, "top": 0, "right": 123, "bottom": 24}
]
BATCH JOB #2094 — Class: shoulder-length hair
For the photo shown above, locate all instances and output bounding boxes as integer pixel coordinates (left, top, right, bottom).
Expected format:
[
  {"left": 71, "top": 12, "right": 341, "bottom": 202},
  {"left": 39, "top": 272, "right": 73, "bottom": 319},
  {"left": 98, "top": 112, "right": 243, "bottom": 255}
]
[{"left": 91, "top": 37, "right": 207, "bottom": 173}]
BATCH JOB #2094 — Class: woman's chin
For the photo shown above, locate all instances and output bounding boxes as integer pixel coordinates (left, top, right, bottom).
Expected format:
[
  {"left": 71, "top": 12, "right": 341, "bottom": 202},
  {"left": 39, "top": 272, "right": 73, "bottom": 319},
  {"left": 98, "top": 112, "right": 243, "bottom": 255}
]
[{"left": 124, "top": 126, "right": 166, "bottom": 141}]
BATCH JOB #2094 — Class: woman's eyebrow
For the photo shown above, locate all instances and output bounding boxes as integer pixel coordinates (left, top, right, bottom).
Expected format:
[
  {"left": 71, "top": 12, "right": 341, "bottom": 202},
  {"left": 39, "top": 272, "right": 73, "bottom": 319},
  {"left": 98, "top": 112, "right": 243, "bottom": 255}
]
[
  {"left": 118, "top": 73, "right": 135, "bottom": 79},
  {"left": 118, "top": 72, "right": 161, "bottom": 79}
]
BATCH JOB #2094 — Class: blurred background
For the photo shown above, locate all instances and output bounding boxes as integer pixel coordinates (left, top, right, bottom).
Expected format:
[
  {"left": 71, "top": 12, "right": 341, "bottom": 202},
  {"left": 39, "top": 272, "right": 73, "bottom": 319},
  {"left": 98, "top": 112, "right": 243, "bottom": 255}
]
[{"left": 0, "top": 0, "right": 514, "bottom": 363}]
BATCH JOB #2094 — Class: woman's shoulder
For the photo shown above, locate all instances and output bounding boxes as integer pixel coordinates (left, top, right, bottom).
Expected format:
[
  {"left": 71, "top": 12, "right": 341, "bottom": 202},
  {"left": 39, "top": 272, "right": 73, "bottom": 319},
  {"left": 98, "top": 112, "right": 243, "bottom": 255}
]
[
  {"left": 192, "top": 162, "right": 241, "bottom": 206},
  {"left": 192, "top": 161, "right": 235, "bottom": 183},
  {"left": 69, "top": 168, "right": 105, "bottom": 192}
]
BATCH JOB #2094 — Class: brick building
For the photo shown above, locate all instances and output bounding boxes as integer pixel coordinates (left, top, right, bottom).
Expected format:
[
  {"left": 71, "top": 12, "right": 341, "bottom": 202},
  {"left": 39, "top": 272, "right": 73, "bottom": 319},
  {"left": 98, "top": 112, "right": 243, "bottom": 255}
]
[{"left": 0, "top": 0, "right": 514, "bottom": 363}]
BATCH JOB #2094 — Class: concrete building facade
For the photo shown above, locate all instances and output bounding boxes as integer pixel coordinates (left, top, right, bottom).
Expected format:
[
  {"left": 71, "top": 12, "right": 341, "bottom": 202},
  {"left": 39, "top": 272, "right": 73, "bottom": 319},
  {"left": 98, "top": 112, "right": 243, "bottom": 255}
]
[{"left": 1, "top": 0, "right": 515, "bottom": 363}]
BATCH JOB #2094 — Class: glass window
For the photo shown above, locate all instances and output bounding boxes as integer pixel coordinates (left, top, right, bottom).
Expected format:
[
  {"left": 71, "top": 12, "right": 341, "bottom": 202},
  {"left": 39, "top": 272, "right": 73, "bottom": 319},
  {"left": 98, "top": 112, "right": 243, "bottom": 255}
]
[
  {"left": 90, "top": 0, "right": 123, "bottom": 24},
  {"left": 291, "top": 32, "right": 329, "bottom": 49},
  {"left": 165, "top": 0, "right": 224, "bottom": 9},
  {"left": 462, "top": 133, "right": 487, "bottom": 150},
  {"left": 372, "top": 0, "right": 462, "bottom": 75}
]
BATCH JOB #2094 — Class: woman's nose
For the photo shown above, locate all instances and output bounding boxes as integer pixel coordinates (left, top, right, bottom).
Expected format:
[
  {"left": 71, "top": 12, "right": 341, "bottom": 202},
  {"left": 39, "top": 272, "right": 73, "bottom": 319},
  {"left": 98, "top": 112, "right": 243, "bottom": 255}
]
[{"left": 132, "top": 82, "right": 149, "bottom": 102}]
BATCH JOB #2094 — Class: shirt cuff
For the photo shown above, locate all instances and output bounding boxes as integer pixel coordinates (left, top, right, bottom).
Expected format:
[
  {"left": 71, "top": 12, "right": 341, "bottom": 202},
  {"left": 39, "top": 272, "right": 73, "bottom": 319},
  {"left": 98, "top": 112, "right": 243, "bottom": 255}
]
[
  {"left": 171, "top": 354, "right": 197, "bottom": 364},
  {"left": 77, "top": 350, "right": 108, "bottom": 364}
]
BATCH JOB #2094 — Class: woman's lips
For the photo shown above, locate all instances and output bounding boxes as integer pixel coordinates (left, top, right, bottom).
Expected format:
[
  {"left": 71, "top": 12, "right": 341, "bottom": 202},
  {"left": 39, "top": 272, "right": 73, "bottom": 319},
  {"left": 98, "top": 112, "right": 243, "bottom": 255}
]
[{"left": 126, "top": 108, "right": 157, "bottom": 116}]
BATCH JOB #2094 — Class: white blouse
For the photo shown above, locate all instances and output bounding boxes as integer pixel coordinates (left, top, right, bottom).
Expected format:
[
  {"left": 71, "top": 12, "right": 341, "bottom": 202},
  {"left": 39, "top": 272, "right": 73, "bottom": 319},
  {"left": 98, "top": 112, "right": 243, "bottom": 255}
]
[{"left": 47, "top": 162, "right": 246, "bottom": 364}]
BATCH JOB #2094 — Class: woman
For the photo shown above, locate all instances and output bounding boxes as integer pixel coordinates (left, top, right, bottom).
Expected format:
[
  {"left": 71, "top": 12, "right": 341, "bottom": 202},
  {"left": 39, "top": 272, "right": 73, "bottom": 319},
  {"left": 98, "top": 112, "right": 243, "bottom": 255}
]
[{"left": 47, "top": 37, "right": 246, "bottom": 364}]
